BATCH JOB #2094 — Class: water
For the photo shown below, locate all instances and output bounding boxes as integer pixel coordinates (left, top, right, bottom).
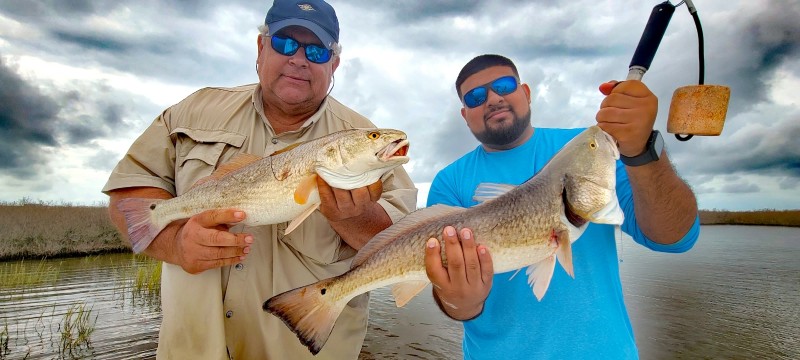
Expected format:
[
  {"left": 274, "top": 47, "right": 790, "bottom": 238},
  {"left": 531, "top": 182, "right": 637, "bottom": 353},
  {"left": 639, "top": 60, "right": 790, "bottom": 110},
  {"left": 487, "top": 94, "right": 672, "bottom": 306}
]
[{"left": 1, "top": 226, "right": 798, "bottom": 359}]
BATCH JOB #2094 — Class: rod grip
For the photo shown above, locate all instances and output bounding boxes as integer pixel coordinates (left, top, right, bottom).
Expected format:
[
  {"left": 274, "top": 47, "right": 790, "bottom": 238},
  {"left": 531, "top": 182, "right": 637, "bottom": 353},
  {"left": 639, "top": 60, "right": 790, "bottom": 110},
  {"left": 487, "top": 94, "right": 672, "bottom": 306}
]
[{"left": 629, "top": 2, "right": 675, "bottom": 73}]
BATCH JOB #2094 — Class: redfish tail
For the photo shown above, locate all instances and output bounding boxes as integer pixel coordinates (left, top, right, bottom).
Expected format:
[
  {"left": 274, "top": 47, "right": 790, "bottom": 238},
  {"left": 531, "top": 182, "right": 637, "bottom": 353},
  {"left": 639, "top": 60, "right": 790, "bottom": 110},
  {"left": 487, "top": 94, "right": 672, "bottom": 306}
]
[
  {"left": 117, "top": 198, "right": 165, "bottom": 253},
  {"left": 262, "top": 278, "right": 345, "bottom": 355}
]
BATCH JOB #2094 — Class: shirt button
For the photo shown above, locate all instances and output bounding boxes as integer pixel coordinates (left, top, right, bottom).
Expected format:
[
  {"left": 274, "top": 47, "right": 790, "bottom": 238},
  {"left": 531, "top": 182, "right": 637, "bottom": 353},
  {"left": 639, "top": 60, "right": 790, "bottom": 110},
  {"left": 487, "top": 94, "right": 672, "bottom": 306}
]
[
  {"left": 234, "top": 263, "right": 244, "bottom": 271},
  {"left": 271, "top": 138, "right": 278, "bottom": 144},
  {"left": 225, "top": 310, "right": 233, "bottom": 318}
]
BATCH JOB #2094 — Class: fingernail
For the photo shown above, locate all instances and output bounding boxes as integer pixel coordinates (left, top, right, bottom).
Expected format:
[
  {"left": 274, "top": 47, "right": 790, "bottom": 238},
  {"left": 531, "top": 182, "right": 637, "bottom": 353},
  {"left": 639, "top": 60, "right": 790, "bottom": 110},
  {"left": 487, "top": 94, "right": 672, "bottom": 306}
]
[
  {"left": 239, "top": 256, "right": 246, "bottom": 261},
  {"left": 245, "top": 235, "right": 254, "bottom": 244},
  {"left": 462, "top": 229, "right": 471, "bottom": 240},
  {"left": 234, "top": 211, "right": 245, "bottom": 220},
  {"left": 427, "top": 238, "right": 436, "bottom": 249},
  {"left": 479, "top": 247, "right": 487, "bottom": 255},
  {"left": 445, "top": 226, "right": 456, "bottom": 236},
  {"left": 243, "top": 246, "right": 251, "bottom": 254}
]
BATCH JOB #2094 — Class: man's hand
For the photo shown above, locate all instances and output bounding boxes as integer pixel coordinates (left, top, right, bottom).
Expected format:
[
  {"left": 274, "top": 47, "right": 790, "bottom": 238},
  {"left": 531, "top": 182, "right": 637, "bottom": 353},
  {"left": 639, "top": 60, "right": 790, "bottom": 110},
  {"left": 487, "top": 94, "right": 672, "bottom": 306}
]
[
  {"left": 316, "top": 177, "right": 382, "bottom": 222},
  {"left": 173, "top": 208, "right": 253, "bottom": 274},
  {"left": 315, "top": 177, "right": 390, "bottom": 250},
  {"left": 596, "top": 80, "right": 659, "bottom": 157},
  {"left": 108, "top": 187, "right": 253, "bottom": 274},
  {"left": 424, "top": 226, "right": 493, "bottom": 321}
]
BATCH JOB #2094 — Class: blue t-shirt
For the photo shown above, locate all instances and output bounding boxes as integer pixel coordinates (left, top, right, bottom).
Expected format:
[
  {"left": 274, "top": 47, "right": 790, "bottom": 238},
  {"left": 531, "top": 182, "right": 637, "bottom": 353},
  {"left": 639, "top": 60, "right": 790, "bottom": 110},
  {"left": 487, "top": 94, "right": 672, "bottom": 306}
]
[{"left": 427, "top": 127, "right": 700, "bottom": 360}]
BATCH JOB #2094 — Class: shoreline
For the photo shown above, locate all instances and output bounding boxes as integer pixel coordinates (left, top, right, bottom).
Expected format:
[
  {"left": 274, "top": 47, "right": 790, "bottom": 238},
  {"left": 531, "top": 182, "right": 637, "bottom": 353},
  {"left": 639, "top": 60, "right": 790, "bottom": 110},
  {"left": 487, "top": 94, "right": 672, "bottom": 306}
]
[{"left": 1, "top": 203, "right": 798, "bottom": 261}]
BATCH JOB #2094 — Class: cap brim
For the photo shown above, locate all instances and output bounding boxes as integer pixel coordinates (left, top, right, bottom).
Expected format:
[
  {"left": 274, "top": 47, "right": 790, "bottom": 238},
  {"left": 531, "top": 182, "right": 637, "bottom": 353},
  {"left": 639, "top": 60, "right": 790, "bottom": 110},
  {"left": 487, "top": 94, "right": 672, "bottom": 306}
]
[{"left": 268, "top": 19, "right": 336, "bottom": 50}]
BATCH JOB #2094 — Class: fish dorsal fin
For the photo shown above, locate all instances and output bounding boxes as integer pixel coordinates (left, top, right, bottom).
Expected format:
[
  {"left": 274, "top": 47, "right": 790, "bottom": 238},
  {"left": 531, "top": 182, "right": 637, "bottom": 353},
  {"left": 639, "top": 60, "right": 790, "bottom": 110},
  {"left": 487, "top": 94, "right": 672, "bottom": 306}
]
[
  {"left": 350, "top": 204, "right": 466, "bottom": 269},
  {"left": 473, "top": 183, "right": 517, "bottom": 203},
  {"left": 269, "top": 142, "right": 305, "bottom": 156},
  {"left": 391, "top": 280, "right": 430, "bottom": 307},
  {"left": 190, "top": 153, "right": 262, "bottom": 189},
  {"left": 284, "top": 203, "right": 320, "bottom": 235},
  {"left": 294, "top": 174, "right": 318, "bottom": 205}
]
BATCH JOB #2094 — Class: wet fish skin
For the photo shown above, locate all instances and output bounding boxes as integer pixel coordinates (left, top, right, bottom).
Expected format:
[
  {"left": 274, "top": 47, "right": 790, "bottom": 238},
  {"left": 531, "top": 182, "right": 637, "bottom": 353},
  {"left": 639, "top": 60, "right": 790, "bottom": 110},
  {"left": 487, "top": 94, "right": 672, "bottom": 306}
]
[
  {"left": 263, "top": 126, "right": 624, "bottom": 355},
  {"left": 117, "top": 128, "right": 410, "bottom": 253}
]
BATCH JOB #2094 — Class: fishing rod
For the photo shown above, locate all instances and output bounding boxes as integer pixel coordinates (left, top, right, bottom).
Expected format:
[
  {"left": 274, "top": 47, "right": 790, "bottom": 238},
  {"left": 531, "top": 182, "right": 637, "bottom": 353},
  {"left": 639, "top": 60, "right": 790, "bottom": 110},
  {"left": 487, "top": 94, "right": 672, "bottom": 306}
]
[{"left": 626, "top": 0, "right": 729, "bottom": 141}]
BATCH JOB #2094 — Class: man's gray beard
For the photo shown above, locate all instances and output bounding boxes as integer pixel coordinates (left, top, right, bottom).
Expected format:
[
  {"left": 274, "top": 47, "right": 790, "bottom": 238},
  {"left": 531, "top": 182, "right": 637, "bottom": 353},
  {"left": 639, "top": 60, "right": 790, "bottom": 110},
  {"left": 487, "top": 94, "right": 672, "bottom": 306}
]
[{"left": 472, "top": 109, "right": 532, "bottom": 147}]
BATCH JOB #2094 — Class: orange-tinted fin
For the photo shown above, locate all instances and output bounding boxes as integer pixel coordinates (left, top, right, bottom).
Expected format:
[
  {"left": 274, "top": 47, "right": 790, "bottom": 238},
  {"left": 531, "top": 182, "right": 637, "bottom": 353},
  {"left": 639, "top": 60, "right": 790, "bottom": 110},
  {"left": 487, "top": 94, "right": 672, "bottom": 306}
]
[
  {"left": 391, "top": 280, "right": 429, "bottom": 308},
  {"left": 262, "top": 278, "right": 345, "bottom": 355},
  {"left": 269, "top": 142, "right": 305, "bottom": 156},
  {"left": 526, "top": 255, "right": 556, "bottom": 301},
  {"left": 294, "top": 174, "right": 318, "bottom": 205},
  {"left": 285, "top": 203, "right": 320, "bottom": 235},
  {"left": 191, "top": 153, "right": 262, "bottom": 189}
]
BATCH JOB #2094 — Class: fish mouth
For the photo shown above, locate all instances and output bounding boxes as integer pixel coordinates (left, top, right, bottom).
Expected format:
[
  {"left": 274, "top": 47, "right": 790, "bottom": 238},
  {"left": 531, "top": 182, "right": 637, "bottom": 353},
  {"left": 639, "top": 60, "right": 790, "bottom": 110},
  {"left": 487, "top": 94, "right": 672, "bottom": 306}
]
[
  {"left": 377, "top": 139, "right": 410, "bottom": 161},
  {"left": 600, "top": 130, "right": 620, "bottom": 159}
]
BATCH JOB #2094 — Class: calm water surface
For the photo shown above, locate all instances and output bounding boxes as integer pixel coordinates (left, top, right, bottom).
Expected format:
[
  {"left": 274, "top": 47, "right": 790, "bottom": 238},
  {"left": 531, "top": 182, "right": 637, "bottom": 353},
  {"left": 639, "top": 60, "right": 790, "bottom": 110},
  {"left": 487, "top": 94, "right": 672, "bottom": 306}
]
[{"left": 1, "top": 225, "right": 797, "bottom": 359}]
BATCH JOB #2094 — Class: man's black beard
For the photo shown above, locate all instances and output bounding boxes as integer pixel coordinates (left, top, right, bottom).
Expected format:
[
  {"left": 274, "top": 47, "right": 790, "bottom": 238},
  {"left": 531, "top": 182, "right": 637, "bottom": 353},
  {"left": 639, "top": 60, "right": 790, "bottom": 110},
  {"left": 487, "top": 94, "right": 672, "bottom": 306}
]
[{"left": 472, "top": 108, "right": 532, "bottom": 147}]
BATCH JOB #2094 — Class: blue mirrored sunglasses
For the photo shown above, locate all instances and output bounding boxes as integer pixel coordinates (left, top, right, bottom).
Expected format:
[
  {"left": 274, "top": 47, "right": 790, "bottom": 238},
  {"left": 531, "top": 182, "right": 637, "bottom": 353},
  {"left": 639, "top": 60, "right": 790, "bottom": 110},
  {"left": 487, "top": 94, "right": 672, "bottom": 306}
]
[
  {"left": 270, "top": 35, "right": 332, "bottom": 64},
  {"left": 462, "top": 76, "right": 519, "bottom": 108}
]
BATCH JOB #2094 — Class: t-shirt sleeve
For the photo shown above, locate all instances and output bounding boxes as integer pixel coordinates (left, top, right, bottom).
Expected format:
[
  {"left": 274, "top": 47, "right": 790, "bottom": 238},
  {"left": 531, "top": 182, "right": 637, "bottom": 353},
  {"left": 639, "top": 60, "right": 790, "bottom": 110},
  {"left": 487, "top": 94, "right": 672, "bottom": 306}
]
[
  {"left": 102, "top": 109, "right": 177, "bottom": 196},
  {"left": 616, "top": 160, "right": 700, "bottom": 253}
]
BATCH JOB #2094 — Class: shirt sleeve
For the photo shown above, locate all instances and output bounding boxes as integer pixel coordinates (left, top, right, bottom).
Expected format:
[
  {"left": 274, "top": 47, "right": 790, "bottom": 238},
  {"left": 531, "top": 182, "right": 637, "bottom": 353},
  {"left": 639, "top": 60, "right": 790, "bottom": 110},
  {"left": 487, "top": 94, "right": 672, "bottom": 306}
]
[
  {"left": 616, "top": 160, "right": 700, "bottom": 253},
  {"left": 102, "top": 109, "right": 177, "bottom": 196},
  {"left": 377, "top": 165, "right": 418, "bottom": 223}
]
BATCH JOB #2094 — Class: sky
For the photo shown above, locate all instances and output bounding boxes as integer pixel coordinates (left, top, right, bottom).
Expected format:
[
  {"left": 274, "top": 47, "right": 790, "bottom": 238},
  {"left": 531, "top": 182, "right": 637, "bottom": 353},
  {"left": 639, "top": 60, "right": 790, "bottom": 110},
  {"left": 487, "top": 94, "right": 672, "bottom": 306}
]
[{"left": 0, "top": 0, "right": 798, "bottom": 211}]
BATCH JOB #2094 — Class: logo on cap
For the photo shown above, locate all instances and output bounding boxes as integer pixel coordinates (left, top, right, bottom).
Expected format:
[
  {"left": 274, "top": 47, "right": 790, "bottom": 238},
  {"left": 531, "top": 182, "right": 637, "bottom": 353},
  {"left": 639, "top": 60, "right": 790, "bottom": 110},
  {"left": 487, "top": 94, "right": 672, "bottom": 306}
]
[{"left": 298, "top": 4, "right": 315, "bottom": 11}]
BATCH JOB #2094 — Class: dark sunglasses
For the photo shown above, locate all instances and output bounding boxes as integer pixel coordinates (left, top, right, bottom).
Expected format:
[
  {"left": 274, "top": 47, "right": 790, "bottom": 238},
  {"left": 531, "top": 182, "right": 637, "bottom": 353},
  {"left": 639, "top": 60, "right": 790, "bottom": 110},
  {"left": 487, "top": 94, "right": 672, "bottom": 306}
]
[
  {"left": 270, "top": 35, "right": 332, "bottom": 64},
  {"left": 462, "top": 76, "right": 519, "bottom": 108}
]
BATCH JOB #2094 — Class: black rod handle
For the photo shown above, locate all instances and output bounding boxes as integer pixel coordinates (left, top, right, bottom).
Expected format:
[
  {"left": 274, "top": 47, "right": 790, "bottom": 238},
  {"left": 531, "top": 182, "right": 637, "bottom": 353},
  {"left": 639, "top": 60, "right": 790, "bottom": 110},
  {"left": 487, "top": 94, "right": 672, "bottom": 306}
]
[{"left": 627, "top": 1, "right": 676, "bottom": 80}]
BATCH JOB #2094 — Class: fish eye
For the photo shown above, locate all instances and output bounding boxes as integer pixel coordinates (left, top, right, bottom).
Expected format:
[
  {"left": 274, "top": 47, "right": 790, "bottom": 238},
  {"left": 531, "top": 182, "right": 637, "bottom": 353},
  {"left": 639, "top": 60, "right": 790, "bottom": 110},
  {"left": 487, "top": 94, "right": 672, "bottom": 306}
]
[
  {"left": 368, "top": 132, "right": 381, "bottom": 140},
  {"left": 589, "top": 141, "right": 597, "bottom": 149}
]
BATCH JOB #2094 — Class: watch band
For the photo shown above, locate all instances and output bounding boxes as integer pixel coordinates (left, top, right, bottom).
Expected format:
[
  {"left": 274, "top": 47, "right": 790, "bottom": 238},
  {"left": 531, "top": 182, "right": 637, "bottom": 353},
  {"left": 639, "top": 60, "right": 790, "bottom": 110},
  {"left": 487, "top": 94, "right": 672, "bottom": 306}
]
[{"left": 620, "top": 130, "right": 662, "bottom": 167}]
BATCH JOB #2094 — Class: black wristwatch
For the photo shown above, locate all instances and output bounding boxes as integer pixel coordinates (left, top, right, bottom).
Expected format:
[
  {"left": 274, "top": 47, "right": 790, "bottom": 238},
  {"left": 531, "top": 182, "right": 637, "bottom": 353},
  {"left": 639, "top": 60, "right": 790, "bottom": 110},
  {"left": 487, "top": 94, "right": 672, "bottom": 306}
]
[{"left": 621, "top": 130, "right": 663, "bottom": 167}]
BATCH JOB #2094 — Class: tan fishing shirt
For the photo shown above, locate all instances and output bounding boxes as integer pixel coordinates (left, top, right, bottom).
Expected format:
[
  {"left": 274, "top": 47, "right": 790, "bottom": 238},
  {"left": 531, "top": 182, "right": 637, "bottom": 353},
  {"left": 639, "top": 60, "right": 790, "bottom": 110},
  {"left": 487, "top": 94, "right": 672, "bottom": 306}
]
[{"left": 103, "top": 83, "right": 418, "bottom": 359}]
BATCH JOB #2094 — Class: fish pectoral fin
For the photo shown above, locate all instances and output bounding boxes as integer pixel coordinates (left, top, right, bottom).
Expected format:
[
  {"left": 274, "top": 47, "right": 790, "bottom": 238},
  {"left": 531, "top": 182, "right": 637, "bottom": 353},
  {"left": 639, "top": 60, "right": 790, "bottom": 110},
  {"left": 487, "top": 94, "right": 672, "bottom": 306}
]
[
  {"left": 555, "top": 229, "right": 575, "bottom": 278},
  {"left": 391, "top": 280, "right": 429, "bottom": 308},
  {"left": 285, "top": 203, "right": 320, "bottom": 235},
  {"left": 526, "top": 256, "right": 556, "bottom": 301},
  {"left": 294, "top": 174, "right": 319, "bottom": 205},
  {"left": 472, "top": 182, "right": 517, "bottom": 203}
]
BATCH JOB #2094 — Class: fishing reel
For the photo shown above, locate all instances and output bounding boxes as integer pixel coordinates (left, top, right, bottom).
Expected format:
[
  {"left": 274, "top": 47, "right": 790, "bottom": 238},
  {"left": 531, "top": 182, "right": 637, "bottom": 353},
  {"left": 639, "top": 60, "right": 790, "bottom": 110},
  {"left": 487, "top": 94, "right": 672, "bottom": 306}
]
[{"left": 627, "top": 0, "right": 730, "bottom": 141}]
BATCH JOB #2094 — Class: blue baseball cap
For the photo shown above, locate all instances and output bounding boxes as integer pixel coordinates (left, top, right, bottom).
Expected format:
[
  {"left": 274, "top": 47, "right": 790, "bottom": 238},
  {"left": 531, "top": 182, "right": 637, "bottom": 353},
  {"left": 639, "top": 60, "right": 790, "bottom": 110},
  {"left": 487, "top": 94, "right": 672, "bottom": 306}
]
[{"left": 265, "top": 0, "right": 339, "bottom": 50}]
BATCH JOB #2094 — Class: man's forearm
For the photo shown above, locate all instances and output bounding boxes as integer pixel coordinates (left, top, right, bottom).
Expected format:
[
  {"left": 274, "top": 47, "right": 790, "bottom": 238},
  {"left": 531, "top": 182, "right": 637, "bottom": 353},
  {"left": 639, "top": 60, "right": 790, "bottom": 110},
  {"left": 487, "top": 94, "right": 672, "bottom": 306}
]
[
  {"left": 626, "top": 151, "right": 698, "bottom": 244},
  {"left": 328, "top": 202, "right": 392, "bottom": 250}
]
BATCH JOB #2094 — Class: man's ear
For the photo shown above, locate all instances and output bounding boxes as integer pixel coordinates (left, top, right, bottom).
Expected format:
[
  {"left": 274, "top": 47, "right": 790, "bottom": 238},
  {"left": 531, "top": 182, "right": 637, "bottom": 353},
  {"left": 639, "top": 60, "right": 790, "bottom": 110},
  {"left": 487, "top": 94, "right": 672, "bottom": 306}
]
[
  {"left": 257, "top": 34, "right": 264, "bottom": 56},
  {"left": 331, "top": 55, "right": 341, "bottom": 73},
  {"left": 522, "top": 83, "right": 532, "bottom": 104},
  {"left": 460, "top": 107, "right": 467, "bottom": 121}
]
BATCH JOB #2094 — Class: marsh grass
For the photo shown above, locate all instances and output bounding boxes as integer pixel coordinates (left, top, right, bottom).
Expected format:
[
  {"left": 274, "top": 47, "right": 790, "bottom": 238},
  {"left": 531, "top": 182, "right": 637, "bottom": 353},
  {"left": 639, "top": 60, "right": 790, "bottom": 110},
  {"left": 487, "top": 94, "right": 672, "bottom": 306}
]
[
  {"left": 699, "top": 209, "right": 800, "bottom": 227},
  {"left": 0, "top": 259, "right": 61, "bottom": 289},
  {"left": 1, "top": 321, "right": 9, "bottom": 358},
  {"left": 112, "top": 254, "right": 162, "bottom": 307},
  {"left": 0, "top": 200, "right": 127, "bottom": 260},
  {"left": 58, "top": 303, "right": 97, "bottom": 358}
]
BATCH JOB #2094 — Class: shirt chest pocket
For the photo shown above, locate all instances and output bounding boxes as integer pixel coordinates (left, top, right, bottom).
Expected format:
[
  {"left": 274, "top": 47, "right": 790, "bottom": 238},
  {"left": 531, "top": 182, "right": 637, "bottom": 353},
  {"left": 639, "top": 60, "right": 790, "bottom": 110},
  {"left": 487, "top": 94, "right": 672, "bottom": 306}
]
[{"left": 171, "top": 127, "right": 247, "bottom": 194}]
